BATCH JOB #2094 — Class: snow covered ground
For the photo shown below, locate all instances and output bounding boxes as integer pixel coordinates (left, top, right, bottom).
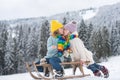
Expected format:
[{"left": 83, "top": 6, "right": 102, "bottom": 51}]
[{"left": 0, "top": 56, "right": 120, "bottom": 80}]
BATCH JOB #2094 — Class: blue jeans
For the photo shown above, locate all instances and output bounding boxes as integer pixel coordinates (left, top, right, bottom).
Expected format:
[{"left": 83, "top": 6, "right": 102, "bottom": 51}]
[
  {"left": 36, "top": 57, "right": 62, "bottom": 72},
  {"left": 49, "top": 57, "right": 62, "bottom": 71},
  {"left": 87, "top": 63, "right": 103, "bottom": 73}
]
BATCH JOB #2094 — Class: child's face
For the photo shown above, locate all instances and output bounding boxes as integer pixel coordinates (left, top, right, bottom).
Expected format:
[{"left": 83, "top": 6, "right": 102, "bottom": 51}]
[
  {"left": 58, "top": 28, "right": 64, "bottom": 35},
  {"left": 63, "top": 28, "right": 70, "bottom": 36}
]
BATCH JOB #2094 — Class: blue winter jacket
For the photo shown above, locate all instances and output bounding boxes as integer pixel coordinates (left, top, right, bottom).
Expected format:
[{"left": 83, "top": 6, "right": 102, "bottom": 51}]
[{"left": 45, "top": 36, "right": 64, "bottom": 62}]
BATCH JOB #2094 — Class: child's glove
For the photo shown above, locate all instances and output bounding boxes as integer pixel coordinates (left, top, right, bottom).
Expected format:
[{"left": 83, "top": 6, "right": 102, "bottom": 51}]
[
  {"left": 80, "top": 60, "right": 85, "bottom": 66},
  {"left": 40, "top": 58, "right": 46, "bottom": 62},
  {"left": 67, "top": 49, "right": 73, "bottom": 53}
]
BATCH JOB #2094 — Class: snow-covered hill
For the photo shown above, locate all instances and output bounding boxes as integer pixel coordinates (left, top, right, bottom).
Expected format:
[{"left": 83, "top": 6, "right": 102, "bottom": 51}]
[
  {"left": 2, "top": 1, "right": 120, "bottom": 28},
  {"left": 3, "top": 7, "right": 96, "bottom": 25},
  {"left": 0, "top": 56, "right": 120, "bottom": 80},
  {"left": 1, "top": 1, "right": 120, "bottom": 28},
  {"left": 87, "top": 2, "right": 120, "bottom": 27},
  {"left": 48, "top": 7, "right": 97, "bottom": 22}
]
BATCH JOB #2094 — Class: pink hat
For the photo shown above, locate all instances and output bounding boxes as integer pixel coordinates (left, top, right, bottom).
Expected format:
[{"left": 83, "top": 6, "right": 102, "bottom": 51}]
[{"left": 64, "top": 21, "right": 77, "bottom": 33}]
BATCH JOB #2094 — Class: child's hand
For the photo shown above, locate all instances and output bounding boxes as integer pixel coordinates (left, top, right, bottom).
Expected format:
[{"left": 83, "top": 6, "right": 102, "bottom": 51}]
[
  {"left": 67, "top": 49, "right": 73, "bottom": 53},
  {"left": 40, "top": 58, "right": 46, "bottom": 62},
  {"left": 80, "top": 60, "right": 85, "bottom": 66},
  {"left": 52, "top": 45, "right": 57, "bottom": 49}
]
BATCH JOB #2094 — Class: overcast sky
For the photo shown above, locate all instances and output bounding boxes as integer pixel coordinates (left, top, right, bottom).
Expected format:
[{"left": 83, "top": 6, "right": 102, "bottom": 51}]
[{"left": 0, "top": 0, "right": 120, "bottom": 20}]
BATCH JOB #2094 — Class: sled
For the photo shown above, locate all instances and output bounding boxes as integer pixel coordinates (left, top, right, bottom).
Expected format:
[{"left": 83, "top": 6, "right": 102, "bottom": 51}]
[
  {"left": 26, "top": 62, "right": 51, "bottom": 80},
  {"left": 26, "top": 61, "right": 90, "bottom": 80}
]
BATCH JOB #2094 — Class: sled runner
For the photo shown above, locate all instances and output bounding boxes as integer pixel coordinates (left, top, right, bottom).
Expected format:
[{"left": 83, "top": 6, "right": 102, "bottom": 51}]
[{"left": 26, "top": 61, "right": 90, "bottom": 80}]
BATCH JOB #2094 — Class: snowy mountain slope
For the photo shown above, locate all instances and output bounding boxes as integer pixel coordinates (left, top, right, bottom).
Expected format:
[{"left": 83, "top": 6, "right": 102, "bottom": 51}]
[
  {"left": 0, "top": 7, "right": 96, "bottom": 26},
  {"left": 77, "top": 8, "right": 98, "bottom": 20},
  {"left": 48, "top": 7, "right": 97, "bottom": 23},
  {"left": 87, "top": 2, "right": 120, "bottom": 27},
  {"left": 0, "top": 56, "right": 120, "bottom": 80},
  {"left": 1, "top": 1, "right": 120, "bottom": 27},
  {"left": 1, "top": 2, "right": 119, "bottom": 29}
]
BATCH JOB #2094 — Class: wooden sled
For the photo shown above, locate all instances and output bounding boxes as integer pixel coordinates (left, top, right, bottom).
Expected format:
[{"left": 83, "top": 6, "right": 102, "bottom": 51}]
[
  {"left": 26, "top": 62, "right": 52, "bottom": 80},
  {"left": 26, "top": 62, "right": 90, "bottom": 80}
]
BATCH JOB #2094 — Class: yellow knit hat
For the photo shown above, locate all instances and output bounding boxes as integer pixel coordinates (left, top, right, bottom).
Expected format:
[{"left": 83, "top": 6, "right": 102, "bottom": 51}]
[{"left": 50, "top": 20, "right": 63, "bottom": 33}]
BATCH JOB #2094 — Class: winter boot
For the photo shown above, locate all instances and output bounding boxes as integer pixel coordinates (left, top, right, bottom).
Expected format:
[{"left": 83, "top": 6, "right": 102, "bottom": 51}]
[
  {"left": 54, "top": 70, "right": 63, "bottom": 78},
  {"left": 61, "top": 68, "right": 65, "bottom": 76},
  {"left": 101, "top": 66, "right": 109, "bottom": 78},
  {"left": 93, "top": 70, "right": 102, "bottom": 77}
]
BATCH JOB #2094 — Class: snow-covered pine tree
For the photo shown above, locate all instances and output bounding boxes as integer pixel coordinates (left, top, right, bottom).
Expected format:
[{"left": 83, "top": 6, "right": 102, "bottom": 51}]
[
  {"left": 4, "top": 29, "right": 16, "bottom": 75},
  {"left": 87, "top": 23, "right": 93, "bottom": 50},
  {"left": 90, "top": 26, "right": 111, "bottom": 62},
  {"left": 90, "top": 28, "right": 102, "bottom": 62},
  {"left": 39, "top": 20, "right": 50, "bottom": 58},
  {"left": 78, "top": 19, "right": 89, "bottom": 49},
  {"left": 26, "top": 27, "right": 38, "bottom": 62},
  {"left": 16, "top": 25, "right": 25, "bottom": 73},
  {"left": 62, "top": 12, "right": 72, "bottom": 25},
  {"left": 0, "top": 22, "right": 8, "bottom": 75},
  {"left": 100, "top": 26, "right": 111, "bottom": 60},
  {"left": 111, "top": 21, "right": 120, "bottom": 56},
  {"left": 15, "top": 24, "right": 30, "bottom": 73},
  {"left": 63, "top": 17, "right": 67, "bottom": 25}
]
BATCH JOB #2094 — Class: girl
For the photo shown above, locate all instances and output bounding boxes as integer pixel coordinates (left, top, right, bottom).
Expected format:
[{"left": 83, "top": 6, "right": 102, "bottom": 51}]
[{"left": 63, "top": 21, "right": 109, "bottom": 78}]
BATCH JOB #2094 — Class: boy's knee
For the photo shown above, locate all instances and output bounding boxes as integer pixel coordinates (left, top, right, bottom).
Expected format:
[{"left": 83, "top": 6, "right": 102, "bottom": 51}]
[
  {"left": 49, "top": 58, "right": 54, "bottom": 63},
  {"left": 88, "top": 64, "right": 99, "bottom": 73}
]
